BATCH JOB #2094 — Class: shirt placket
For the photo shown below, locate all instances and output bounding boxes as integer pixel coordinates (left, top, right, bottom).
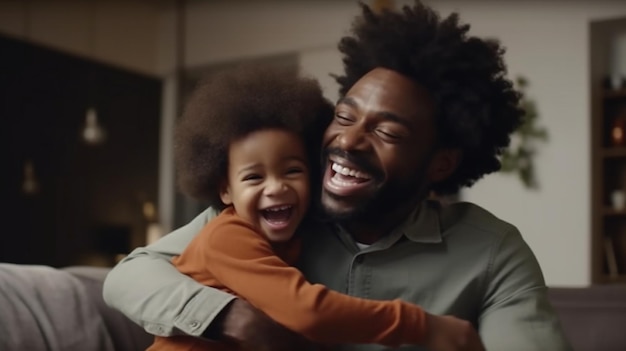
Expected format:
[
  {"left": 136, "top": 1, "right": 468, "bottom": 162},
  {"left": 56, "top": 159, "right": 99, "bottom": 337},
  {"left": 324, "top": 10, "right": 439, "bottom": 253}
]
[
  {"left": 337, "top": 225, "right": 405, "bottom": 299},
  {"left": 346, "top": 253, "right": 373, "bottom": 298}
]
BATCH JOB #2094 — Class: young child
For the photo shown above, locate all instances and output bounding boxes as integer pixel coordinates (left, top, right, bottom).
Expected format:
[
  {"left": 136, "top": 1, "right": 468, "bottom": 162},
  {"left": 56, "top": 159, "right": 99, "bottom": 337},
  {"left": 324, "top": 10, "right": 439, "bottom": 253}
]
[{"left": 148, "top": 65, "right": 429, "bottom": 351}]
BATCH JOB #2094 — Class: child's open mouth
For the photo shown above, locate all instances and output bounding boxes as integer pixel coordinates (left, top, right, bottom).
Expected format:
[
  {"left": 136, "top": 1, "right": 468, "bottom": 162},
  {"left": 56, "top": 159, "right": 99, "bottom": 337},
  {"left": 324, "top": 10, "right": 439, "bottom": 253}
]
[{"left": 261, "top": 205, "right": 293, "bottom": 230}]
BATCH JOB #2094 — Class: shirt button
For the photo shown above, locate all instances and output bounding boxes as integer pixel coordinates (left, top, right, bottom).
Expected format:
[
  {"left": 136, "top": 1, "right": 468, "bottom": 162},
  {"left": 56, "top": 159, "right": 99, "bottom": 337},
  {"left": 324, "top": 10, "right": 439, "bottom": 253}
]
[
  {"left": 355, "top": 256, "right": 364, "bottom": 264},
  {"left": 190, "top": 321, "right": 199, "bottom": 328}
]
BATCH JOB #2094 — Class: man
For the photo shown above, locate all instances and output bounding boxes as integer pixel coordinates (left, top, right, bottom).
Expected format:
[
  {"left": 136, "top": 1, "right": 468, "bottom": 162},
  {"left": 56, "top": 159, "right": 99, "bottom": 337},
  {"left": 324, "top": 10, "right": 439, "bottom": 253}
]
[{"left": 103, "top": 2, "right": 571, "bottom": 350}]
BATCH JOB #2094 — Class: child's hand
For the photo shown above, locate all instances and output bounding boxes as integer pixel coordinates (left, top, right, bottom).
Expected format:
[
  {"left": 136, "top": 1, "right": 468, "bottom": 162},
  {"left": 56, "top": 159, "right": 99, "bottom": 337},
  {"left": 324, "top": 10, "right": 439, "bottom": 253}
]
[{"left": 423, "top": 313, "right": 486, "bottom": 351}]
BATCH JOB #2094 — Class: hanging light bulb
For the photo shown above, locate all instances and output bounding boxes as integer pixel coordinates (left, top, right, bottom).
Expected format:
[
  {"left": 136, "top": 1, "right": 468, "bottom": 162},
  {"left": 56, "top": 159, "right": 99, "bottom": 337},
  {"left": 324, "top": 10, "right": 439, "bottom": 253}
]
[
  {"left": 143, "top": 201, "right": 163, "bottom": 245},
  {"left": 82, "top": 107, "right": 106, "bottom": 145},
  {"left": 81, "top": 4, "right": 106, "bottom": 146},
  {"left": 22, "top": 159, "right": 40, "bottom": 195}
]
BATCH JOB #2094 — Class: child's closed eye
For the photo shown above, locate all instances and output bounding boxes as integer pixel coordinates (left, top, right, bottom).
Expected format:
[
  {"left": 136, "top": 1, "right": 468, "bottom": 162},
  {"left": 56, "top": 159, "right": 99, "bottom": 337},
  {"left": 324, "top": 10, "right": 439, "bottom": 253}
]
[
  {"left": 286, "top": 167, "right": 305, "bottom": 175},
  {"left": 242, "top": 174, "right": 263, "bottom": 182}
]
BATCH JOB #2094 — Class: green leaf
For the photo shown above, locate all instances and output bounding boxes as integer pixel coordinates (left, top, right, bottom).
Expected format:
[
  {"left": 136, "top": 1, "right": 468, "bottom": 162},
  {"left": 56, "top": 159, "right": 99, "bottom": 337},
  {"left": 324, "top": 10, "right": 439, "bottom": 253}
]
[{"left": 499, "top": 75, "right": 548, "bottom": 189}]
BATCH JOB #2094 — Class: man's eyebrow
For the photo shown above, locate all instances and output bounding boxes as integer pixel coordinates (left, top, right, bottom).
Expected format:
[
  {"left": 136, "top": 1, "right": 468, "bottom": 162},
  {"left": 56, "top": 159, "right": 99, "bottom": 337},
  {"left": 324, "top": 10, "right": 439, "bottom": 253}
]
[
  {"left": 337, "top": 96, "right": 358, "bottom": 108},
  {"left": 377, "top": 111, "right": 413, "bottom": 130},
  {"left": 337, "top": 96, "right": 413, "bottom": 130}
]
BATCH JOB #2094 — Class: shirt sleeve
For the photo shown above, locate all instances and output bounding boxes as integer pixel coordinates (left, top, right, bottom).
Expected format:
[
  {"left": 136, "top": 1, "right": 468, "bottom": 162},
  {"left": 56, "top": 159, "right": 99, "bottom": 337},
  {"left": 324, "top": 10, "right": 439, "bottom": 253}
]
[
  {"left": 478, "top": 228, "right": 573, "bottom": 351},
  {"left": 177, "top": 216, "right": 427, "bottom": 348},
  {"left": 102, "top": 207, "right": 236, "bottom": 337}
]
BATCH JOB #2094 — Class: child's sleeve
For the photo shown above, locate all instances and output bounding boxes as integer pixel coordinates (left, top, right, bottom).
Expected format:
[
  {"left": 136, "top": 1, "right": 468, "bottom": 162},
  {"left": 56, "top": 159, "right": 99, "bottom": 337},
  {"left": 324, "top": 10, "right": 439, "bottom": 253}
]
[{"left": 176, "top": 216, "right": 427, "bottom": 348}]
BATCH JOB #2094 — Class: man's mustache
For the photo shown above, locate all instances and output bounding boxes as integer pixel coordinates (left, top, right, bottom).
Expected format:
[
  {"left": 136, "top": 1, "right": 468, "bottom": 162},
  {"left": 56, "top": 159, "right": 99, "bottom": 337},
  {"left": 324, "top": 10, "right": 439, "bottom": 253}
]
[{"left": 323, "top": 148, "right": 383, "bottom": 180}]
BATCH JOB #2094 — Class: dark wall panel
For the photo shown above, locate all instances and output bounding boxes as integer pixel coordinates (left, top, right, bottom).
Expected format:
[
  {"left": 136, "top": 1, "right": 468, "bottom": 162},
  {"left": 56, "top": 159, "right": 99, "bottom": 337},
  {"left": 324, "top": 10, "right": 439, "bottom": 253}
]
[{"left": 0, "top": 35, "right": 161, "bottom": 267}]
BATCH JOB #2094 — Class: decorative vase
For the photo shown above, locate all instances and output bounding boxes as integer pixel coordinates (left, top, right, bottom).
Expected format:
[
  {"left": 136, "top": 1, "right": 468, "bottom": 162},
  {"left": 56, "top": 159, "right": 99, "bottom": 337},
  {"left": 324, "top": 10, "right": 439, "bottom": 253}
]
[
  {"left": 611, "top": 116, "right": 626, "bottom": 146},
  {"left": 611, "top": 75, "right": 623, "bottom": 90},
  {"left": 611, "top": 190, "right": 626, "bottom": 211}
]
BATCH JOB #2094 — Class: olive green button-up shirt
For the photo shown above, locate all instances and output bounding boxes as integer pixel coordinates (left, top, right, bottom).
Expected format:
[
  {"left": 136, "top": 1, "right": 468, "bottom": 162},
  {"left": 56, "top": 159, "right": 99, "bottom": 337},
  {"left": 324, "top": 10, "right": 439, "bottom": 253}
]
[
  {"left": 103, "top": 200, "right": 572, "bottom": 351},
  {"left": 297, "top": 201, "right": 571, "bottom": 350}
]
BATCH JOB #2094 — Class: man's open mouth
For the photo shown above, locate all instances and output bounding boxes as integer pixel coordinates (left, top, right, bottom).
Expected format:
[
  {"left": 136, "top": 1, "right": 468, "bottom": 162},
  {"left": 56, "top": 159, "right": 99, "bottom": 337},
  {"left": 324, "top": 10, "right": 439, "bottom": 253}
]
[
  {"left": 329, "top": 162, "right": 372, "bottom": 186},
  {"left": 323, "top": 160, "right": 377, "bottom": 197}
]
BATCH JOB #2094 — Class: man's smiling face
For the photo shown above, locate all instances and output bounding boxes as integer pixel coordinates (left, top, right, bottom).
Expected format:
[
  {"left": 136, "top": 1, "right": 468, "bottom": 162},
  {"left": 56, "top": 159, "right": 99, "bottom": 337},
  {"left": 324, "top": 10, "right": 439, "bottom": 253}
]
[{"left": 320, "top": 67, "right": 439, "bottom": 221}]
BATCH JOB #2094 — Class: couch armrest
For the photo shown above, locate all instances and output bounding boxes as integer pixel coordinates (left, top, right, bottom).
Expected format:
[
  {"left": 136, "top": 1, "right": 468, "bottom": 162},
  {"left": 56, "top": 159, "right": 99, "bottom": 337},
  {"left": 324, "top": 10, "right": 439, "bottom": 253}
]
[
  {"left": 549, "top": 285, "right": 626, "bottom": 351},
  {"left": 62, "top": 266, "right": 154, "bottom": 351}
]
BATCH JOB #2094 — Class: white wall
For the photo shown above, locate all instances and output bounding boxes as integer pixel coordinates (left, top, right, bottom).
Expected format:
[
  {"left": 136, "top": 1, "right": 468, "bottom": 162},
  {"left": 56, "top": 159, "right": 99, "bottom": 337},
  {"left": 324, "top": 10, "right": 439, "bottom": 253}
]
[
  {"left": 0, "top": 1, "right": 164, "bottom": 76},
  {"left": 183, "top": 1, "right": 358, "bottom": 68},
  {"left": 428, "top": 1, "right": 626, "bottom": 287},
  {"left": 181, "top": 0, "right": 626, "bottom": 287}
]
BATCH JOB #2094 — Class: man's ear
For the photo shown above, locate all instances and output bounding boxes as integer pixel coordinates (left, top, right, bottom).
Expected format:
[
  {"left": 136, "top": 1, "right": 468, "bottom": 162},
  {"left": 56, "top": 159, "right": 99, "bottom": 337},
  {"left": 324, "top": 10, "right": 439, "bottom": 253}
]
[
  {"left": 427, "top": 148, "right": 462, "bottom": 183},
  {"left": 219, "top": 181, "right": 232, "bottom": 206}
]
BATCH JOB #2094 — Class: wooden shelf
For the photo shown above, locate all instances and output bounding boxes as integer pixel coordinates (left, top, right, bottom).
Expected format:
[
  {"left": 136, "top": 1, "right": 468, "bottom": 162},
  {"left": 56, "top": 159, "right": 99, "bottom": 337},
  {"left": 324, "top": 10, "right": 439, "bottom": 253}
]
[
  {"left": 602, "top": 274, "right": 626, "bottom": 284},
  {"left": 603, "top": 208, "right": 626, "bottom": 216},
  {"left": 591, "top": 20, "right": 626, "bottom": 285},
  {"left": 603, "top": 89, "right": 626, "bottom": 99},
  {"left": 602, "top": 147, "right": 626, "bottom": 158}
]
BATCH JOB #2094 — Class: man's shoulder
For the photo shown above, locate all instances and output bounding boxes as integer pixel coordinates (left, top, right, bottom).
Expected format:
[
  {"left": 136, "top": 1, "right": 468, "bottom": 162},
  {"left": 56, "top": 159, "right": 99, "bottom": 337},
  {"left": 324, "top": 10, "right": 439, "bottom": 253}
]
[{"left": 437, "top": 201, "right": 519, "bottom": 241}]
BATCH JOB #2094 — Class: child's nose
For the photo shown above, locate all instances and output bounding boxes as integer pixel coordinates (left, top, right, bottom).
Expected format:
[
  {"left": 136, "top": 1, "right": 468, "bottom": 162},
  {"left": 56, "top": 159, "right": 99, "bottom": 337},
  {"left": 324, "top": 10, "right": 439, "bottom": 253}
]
[{"left": 264, "top": 178, "right": 287, "bottom": 196}]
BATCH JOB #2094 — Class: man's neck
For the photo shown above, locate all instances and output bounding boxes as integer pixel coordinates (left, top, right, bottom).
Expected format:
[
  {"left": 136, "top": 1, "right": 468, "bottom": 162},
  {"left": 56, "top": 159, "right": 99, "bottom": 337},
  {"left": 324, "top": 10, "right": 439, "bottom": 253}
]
[{"left": 343, "top": 201, "right": 421, "bottom": 245}]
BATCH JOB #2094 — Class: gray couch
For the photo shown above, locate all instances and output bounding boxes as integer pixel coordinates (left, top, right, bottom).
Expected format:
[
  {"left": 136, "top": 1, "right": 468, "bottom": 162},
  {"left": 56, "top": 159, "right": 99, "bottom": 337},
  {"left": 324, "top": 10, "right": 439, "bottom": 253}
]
[
  {"left": 1, "top": 263, "right": 625, "bottom": 351},
  {"left": 0, "top": 264, "right": 152, "bottom": 351},
  {"left": 548, "top": 285, "right": 626, "bottom": 351}
]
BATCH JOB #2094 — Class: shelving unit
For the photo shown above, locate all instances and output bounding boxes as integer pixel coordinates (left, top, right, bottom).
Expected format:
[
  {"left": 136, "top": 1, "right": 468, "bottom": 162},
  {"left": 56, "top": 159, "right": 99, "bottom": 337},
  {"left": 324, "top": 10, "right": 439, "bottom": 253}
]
[
  {"left": 602, "top": 147, "right": 626, "bottom": 158},
  {"left": 590, "top": 19, "right": 626, "bottom": 284},
  {"left": 591, "top": 87, "right": 626, "bottom": 284},
  {"left": 1, "top": 35, "right": 161, "bottom": 267}
]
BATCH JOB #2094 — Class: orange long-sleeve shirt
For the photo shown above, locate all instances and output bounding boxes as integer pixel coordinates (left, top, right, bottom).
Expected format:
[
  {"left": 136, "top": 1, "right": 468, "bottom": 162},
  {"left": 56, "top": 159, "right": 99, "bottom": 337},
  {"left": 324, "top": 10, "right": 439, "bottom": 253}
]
[{"left": 149, "top": 207, "right": 426, "bottom": 350}]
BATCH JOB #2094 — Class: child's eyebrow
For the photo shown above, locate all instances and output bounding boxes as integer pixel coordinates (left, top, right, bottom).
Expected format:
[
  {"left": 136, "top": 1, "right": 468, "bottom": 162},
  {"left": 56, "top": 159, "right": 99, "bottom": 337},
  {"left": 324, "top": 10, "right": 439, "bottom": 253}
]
[
  {"left": 235, "top": 155, "right": 308, "bottom": 176},
  {"left": 283, "top": 155, "right": 307, "bottom": 163},
  {"left": 236, "top": 163, "right": 261, "bottom": 176}
]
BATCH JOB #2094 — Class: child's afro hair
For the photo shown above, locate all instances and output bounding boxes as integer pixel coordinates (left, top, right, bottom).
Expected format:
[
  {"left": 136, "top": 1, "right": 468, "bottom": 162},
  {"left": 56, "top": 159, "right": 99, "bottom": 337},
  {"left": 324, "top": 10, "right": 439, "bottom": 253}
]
[{"left": 175, "top": 64, "right": 333, "bottom": 209}]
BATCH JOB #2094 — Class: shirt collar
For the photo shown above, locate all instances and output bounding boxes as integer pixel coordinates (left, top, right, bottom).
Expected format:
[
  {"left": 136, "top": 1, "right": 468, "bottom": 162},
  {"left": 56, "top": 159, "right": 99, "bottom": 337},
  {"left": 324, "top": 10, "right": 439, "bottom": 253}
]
[
  {"left": 333, "top": 200, "right": 443, "bottom": 248},
  {"left": 401, "top": 200, "right": 443, "bottom": 243}
]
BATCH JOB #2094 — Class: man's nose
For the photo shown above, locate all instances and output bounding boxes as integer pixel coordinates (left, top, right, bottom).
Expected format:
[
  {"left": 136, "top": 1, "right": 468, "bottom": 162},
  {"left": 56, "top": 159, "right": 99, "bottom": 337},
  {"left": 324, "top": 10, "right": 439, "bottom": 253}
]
[{"left": 337, "top": 124, "right": 368, "bottom": 151}]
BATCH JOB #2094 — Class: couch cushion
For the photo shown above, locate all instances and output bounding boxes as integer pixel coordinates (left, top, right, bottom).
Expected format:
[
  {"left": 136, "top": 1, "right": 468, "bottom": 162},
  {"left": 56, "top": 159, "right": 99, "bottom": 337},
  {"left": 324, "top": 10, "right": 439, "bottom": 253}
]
[
  {"left": 549, "top": 285, "right": 626, "bottom": 351},
  {"left": 0, "top": 263, "right": 114, "bottom": 351},
  {"left": 62, "top": 266, "right": 154, "bottom": 351}
]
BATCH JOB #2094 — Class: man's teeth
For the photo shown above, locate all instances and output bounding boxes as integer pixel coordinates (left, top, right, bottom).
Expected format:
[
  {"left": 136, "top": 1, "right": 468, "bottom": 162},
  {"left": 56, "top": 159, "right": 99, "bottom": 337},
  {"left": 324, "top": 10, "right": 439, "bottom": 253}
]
[{"left": 331, "top": 163, "right": 370, "bottom": 179}]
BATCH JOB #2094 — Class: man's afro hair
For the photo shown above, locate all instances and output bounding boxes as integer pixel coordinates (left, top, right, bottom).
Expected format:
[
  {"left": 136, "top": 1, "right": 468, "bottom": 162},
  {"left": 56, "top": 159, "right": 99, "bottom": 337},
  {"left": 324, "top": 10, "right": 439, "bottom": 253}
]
[{"left": 335, "top": 1, "right": 524, "bottom": 195}]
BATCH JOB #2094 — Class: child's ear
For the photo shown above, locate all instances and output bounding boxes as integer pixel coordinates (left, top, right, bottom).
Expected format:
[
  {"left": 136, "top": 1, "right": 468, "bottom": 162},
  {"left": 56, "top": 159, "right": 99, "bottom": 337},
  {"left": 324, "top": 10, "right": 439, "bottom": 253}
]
[{"left": 219, "top": 181, "right": 232, "bottom": 206}]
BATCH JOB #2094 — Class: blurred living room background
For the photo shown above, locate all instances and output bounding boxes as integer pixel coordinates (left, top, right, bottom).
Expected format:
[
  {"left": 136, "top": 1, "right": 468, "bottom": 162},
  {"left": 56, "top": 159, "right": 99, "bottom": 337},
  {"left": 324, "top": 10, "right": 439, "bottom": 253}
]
[{"left": 2, "top": 0, "right": 626, "bottom": 290}]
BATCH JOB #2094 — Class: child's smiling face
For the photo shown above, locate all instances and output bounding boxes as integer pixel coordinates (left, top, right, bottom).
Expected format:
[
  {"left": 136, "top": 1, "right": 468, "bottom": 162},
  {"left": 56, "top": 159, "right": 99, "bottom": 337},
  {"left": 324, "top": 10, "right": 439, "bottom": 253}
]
[{"left": 220, "top": 128, "right": 310, "bottom": 242}]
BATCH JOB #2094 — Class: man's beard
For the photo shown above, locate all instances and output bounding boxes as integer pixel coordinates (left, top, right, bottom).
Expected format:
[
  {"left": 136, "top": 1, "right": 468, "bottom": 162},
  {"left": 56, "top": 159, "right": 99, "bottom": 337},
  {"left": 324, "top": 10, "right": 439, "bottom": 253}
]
[
  {"left": 317, "top": 146, "right": 433, "bottom": 224},
  {"left": 319, "top": 169, "right": 427, "bottom": 224}
]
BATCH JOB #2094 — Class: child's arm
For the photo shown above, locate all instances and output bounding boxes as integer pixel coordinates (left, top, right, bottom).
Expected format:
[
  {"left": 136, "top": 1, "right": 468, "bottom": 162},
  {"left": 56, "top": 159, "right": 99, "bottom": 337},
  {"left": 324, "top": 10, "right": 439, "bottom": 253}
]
[
  {"left": 103, "top": 208, "right": 323, "bottom": 351},
  {"left": 177, "top": 216, "right": 427, "bottom": 348}
]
